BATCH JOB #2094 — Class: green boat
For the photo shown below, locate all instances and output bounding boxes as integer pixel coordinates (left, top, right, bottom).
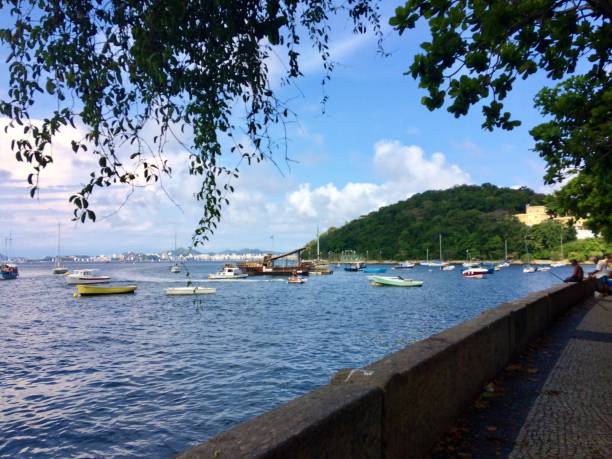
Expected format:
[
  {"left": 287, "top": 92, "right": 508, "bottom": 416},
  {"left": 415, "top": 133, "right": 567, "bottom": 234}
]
[{"left": 368, "top": 275, "right": 424, "bottom": 287}]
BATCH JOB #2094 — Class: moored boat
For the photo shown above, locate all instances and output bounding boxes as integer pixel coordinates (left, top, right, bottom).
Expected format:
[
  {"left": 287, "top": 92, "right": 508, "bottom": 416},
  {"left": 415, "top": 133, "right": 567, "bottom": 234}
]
[
  {"left": 441, "top": 264, "right": 455, "bottom": 271},
  {"left": 52, "top": 223, "right": 68, "bottom": 274},
  {"left": 523, "top": 266, "right": 537, "bottom": 273},
  {"left": 65, "top": 269, "right": 111, "bottom": 284},
  {"left": 208, "top": 264, "right": 248, "bottom": 280},
  {"left": 344, "top": 262, "right": 366, "bottom": 272},
  {"left": 165, "top": 286, "right": 216, "bottom": 295},
  {"left": 170, "top": 263, "right": 181, "bottom": 273},
  {"left": 76, "top": 284, "right": 137, "bottom": 296},
  {"left": 287, "top": 272, "right": 306, "bottom": 284},
  {"left": 368, "top": 275, "right": 423, "bottom": 287},
  {"left": 1, "top": 263, "right": 19, "bottom": 280},
  {"left": 363, "top": 267, "right": 386, "bottom": 273},
  {"left": 394, "top": 261, "right": 415, "bottom": 269},
  {"left": 462, "top": 268, "right": 488, "bottom": 279}
]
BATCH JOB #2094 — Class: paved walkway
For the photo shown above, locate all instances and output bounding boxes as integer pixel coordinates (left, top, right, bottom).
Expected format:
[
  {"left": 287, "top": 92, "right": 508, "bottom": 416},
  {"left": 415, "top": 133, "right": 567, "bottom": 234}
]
[{"left": 430, "top": 295, "right": 612, "bottom": 459}]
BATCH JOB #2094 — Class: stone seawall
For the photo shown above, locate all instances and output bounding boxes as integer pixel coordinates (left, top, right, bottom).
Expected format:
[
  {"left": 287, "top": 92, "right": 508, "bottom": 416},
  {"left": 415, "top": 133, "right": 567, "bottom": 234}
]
[{"left": 178, "top": 281, "right": 595, "bottom": 459}]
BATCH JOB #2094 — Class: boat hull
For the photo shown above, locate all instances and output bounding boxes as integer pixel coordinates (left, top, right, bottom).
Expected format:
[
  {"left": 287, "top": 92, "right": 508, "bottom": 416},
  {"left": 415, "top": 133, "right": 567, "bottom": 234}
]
[
  {"left": 66, "top": 276, "right": 111, "bottom": 284},
  {"left": 208, "top": 273, "right": 248, "bottom": 280},
  {"left": 77, "top": 285, "right": 137, "bottom": 296},
  {"left": 165, "top": 287, "right": 216, "bottom": 295},
  {"left": 53, "top": 268, "right": 69, "bottom": 274},
  {"left": 1, "top": 264, "right": 19, "bottom": 280},
  {"left": 363, "top": 268, "right": 386, "bottom": 273},
  {"left": 368, "top": 276, "right": 423, "bottom": 287}
]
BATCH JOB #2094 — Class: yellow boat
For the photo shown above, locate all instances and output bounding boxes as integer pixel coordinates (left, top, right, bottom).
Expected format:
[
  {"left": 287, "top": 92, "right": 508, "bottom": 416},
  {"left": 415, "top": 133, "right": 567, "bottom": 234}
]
[{"left": 76, "top": 284, "right": 137, "bottom": 296}]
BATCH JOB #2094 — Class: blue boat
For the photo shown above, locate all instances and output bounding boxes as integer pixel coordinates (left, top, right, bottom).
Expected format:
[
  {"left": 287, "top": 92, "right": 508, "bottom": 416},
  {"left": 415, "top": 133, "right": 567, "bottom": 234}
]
[
  {"left": 344, "top": 262, "right": 366, "bottom": 272},
  {"left": 1, "top": 264, "right": 19, "bottom": 280},
  {"left": 363, "top": 267, "right": 386, "bottom": 273}
]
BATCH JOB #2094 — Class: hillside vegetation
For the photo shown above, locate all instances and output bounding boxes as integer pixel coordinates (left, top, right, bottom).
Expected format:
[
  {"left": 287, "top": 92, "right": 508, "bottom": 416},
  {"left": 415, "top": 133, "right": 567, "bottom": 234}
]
[{"left": 306, "top": 184, "right": 579, "bottom": 261}]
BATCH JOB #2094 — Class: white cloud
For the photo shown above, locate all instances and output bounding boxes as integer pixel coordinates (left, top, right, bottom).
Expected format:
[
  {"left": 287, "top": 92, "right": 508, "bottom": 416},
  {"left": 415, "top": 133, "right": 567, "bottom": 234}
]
[
  {"left": 210, "top": 140, "right": 471, "bottom": 250},
  {"left": 284, "top": 140, "right": 470, "bottom": 228}
]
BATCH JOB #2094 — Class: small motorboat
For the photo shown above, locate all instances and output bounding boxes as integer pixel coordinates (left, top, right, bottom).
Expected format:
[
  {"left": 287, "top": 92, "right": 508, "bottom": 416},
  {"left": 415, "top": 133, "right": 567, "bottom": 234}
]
[
  {"left": 208, "top": 264, "right": 248, "bottom": 280},
  {"left": 462, "top": 261, "right": 480, "bottom": 268},
  {"left": 53, "top": 267, "right": 69, "bottom": 274},
  {"left": 441, "top": 265, "right": 456, "bottom": 271},
  {"left": 76, "top": 284, "right": 137, "bottom": 296},
  {"left": 170, "top": 263, "right": 181, "bottom": 273},
  {"left": 523, "top": 266, "right": 537, "bottom": 273},
  {"left": 394, "top": 261, "right": 415, "bottom": 269},
  {"left": 165, "top": 287, "right": 216, "bottom": 295},
  {"left": 65, "top": 269, "right": 111, "bottom": 284},
  {"left": 550, "top": 262, "right": 566, "bottom": 268},
  {"left": 288, "top": 274, "right": 306, "bottom": 284},
  {"left": 344, "top": 262, "right": 366, "bottom": 272},
  {"left": 363, "top": 267, "right": 386, "bottom": 274},
  {"left": 537, "top": 266, "right": 550, "bottom": 272},
  {"left": 368, "top": 275, "right": 423, "bottom": 287},
  {"left": 1, "top": 264, "right": 19, "bottom": 280},
  {"left": 462, "top": 268, "right": 488, "bottom": 279}
]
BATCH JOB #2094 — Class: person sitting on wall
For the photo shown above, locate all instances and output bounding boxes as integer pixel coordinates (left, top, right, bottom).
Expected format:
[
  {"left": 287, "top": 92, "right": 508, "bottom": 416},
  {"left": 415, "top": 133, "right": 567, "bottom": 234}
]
[
  {"left": 564, "top": 259, "right": 584, "bottom": 283},
  {"left": 589, "top": 253, "right": 611, "bottom": 295}
]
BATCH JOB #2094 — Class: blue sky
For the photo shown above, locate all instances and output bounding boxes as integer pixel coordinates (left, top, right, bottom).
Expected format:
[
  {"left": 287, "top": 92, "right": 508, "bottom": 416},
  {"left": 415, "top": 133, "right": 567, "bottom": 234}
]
[{"left": 0, "top": 1, "right": 561, "bottom": 258}]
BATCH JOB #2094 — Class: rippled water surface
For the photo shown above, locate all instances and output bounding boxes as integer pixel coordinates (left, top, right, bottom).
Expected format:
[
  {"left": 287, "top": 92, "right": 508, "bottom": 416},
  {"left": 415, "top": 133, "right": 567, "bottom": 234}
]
[{"left": 1, "top": 262, "right": 574, "bottom": 458}]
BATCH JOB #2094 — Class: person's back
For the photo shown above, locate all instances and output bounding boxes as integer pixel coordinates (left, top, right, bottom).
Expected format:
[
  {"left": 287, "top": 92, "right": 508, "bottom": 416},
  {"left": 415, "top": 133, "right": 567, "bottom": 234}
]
[{"left": 564, "top": 260, "right": 584, "bottom": 283}]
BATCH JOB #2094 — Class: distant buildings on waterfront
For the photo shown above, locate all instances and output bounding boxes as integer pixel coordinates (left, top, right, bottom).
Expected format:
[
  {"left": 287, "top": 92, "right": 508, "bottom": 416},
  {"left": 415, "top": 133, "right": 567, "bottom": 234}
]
[
  {"left": 23, "top": 250, "right": 267, "bottom": 263},
  {"left": 514, "top": 205, "right": 594, "bottom": 239}
]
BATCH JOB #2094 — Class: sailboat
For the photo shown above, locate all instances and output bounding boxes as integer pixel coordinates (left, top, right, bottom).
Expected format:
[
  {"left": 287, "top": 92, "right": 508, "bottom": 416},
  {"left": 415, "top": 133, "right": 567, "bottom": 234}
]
[
  {"left": 1, "top": 233, "right": 19, "bottom": 280},
  {"left": 420, "top": 248, "right": 432, "bottom": 266},
  {"left": 170, "top": 232, "right": 181, "bottom": 273},
  {"left": 551, "top": 233, "right": 567, "bottom": 267},
  {"left": 496, "top": 240, "right": 511, "bottom": 268},
  {"left": 437, "top": 234, "right": 455, "bottom": 270},
  {"left": 53, "top": 223, "right": 69, "bottom": 274},
  {"left": 523, "top": 236, "right": 536, "bottom": 273}
]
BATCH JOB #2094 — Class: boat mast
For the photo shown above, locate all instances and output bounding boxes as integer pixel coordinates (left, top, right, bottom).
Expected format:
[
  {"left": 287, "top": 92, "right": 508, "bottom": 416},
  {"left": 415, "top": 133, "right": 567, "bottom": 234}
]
[
  {"left": 56, "top": 223, "right": 61, "bottom": 268},
  {"left": 316, "top": 225, "right": 320, "bottom": 261},
  {"left": 426, "top": 247, "right": 429, "bottom": 263},
  {"left": 504, "top": 239, "right": 508, "bottom": 260},
  {"left": 439, "top": 234, "right": 442, "bottom": 261},
  {"left": 525, "top": 236, "right": 530, "bottom": 264}
]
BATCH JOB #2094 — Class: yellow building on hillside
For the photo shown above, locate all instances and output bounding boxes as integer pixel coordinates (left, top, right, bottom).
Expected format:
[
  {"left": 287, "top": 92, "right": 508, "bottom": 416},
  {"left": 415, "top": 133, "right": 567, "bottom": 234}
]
[{"left": 514, "top": 205, "right": 593, "bottom": 239}]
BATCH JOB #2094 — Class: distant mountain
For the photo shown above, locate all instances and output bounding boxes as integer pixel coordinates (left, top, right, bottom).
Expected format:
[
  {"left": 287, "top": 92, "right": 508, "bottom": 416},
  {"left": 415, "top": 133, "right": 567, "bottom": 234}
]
[
  {"left": 306, "top": 184, "right": 554, "bottom": 260},
  {"left": 168, "top": 247, "right": 202, "bottom": 256}
]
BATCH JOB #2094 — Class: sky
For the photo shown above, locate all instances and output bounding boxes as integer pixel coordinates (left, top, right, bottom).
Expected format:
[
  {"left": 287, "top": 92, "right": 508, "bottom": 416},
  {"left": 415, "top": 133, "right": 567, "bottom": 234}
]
[{"left": 0, "top": 2, "right": 562, "bottom": 258}]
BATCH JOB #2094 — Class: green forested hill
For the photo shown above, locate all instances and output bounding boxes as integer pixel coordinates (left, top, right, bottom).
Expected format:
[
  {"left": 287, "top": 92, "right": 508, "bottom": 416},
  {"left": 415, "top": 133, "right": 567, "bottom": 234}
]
[{"left": 307, "top": 184, "right": 576, "bottom": 261}]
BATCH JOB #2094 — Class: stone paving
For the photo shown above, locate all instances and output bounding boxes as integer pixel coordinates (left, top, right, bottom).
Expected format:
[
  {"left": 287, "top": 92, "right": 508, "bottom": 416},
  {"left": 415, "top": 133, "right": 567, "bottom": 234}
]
[
  {"left": 429, "top": 295, "right": 612, "bottom": 459},
  {"left": 509, "top": 296, "right": 612, "bottom": 459}
]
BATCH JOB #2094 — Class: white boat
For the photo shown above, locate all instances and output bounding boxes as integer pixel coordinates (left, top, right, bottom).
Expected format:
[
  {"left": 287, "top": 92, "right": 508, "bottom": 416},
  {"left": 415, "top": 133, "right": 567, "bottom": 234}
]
[
  {"left": 463, "top": 267, "right": 488, "bottom": 279},
  {"left": 462, "top": 261, "right": 480, "bottom": 268},
  {"left": 52, "top": 223, "right": 68, "bottom": 274},
  {"left": 65, "top": 269, "right": 111, "bottom": 284},
  {"left": 537, "top": 266, "right": 550, "bottom": 272},
  {"left": 208, "top": 264, "right": 248, "bottom": 280},
  {"left": 523, "top": 266, "right": 537, "bottom": 273},
  {"left": 394, "top": 261, "right": 416, "bottom": 269},
  {"left": 165, "top": 286, "right": 216, "bottom": 295},
  {"left": 550, "top": 262, "right": 566, "bottom": 268},
  {"left": 169, "top": 232, "right": 181, "bottom": 273},
  {"left": 441, "top": 264, "right": 455, "bottom": 271},
  {"left": 288, "top": 276, "right": 306, "bottom": 284}
]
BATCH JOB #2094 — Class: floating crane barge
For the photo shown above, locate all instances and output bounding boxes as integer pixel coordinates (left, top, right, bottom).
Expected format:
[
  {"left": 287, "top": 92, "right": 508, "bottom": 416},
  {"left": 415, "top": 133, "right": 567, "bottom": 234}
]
[{"left": 238, "top": 247, "right": 311, "bottom": 276}]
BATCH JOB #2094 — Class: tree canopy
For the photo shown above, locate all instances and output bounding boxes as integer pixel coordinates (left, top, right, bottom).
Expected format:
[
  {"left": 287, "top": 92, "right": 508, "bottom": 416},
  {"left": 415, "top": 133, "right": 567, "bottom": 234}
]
[
  {"left": 305, "top": 184, "right": 577, "bottom": 261},
  {"left": 0, "top": 0, "right": 381, "bottom": 244},
  {"left": 390, "top": 0, "right": 611, "bottom": 238}
]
